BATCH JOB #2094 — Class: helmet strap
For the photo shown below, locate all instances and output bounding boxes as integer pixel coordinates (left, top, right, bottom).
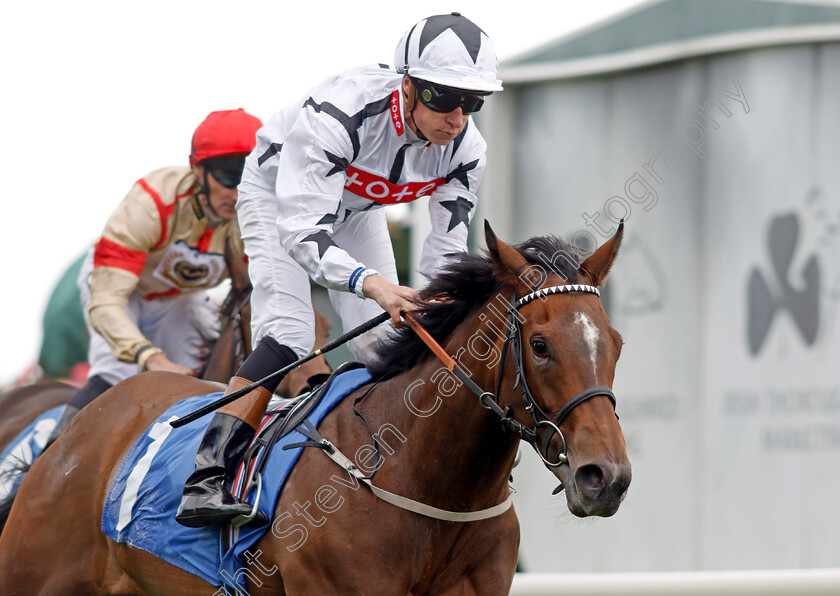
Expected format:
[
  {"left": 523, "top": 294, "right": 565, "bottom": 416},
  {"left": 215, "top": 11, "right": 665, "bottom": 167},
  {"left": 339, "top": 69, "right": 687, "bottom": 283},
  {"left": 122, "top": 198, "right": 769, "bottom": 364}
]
[
  {"left": 403, "top": 78, "right": 428, "bottom": 142},
  {"left": 195, "top": 169, "right": 221, "bottom": 221}
]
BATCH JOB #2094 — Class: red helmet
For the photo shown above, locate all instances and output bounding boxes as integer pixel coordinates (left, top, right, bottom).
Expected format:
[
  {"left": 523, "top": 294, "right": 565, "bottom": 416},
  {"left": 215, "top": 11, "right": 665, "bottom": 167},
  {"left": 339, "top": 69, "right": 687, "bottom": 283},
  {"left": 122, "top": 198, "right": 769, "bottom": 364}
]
[{"left": 190, "top": 108, "right": 262, "bottom": 164}]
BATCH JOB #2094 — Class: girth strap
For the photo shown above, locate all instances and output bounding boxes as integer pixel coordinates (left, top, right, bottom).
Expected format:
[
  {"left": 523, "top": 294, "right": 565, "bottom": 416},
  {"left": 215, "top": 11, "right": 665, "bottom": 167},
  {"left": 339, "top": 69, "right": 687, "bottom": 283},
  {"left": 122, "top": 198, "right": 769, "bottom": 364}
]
[{"left": 289, "top": 420, "right": 516, "bottom": 523}]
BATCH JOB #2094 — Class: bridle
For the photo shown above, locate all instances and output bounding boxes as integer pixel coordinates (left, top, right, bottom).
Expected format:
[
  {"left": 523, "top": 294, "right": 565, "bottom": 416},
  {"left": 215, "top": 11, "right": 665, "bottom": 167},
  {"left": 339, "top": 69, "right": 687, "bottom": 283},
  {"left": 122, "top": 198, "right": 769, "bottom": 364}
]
[
  {"left": 406, "top": 283, "right": 617, "bottom": 468},
  {"left": 223, "top": 284, "right": 618, "bottom": 525}
]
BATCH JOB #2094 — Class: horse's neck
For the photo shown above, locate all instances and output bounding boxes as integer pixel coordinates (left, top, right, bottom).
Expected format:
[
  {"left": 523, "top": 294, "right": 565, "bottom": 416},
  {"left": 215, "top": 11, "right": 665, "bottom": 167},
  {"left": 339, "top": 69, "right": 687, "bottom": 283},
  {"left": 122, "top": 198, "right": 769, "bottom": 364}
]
[{"left": 377, "top": 312, "right": 518, "bottom": 507}]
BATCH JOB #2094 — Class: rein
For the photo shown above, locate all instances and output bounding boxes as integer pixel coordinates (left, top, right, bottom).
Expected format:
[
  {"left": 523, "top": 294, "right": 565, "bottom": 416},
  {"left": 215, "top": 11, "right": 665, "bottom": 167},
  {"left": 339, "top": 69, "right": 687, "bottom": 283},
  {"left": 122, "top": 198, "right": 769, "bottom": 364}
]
[
  {"left": 405, "top": 283, "right": 617, "bottom": 468},
  {"left": 220, "top": 280, "right": 252, "bottom": 373}
]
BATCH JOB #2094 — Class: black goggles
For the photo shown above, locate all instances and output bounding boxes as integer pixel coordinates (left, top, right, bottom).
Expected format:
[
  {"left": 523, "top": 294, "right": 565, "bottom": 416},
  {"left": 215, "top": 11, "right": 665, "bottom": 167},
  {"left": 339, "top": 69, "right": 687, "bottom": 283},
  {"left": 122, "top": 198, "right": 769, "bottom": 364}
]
[
  {"left": 410, "top": 77, "right": 487, "bottom": 114},
  {"left": 202, "top": 156, "right": 246, "bottom": 189}
]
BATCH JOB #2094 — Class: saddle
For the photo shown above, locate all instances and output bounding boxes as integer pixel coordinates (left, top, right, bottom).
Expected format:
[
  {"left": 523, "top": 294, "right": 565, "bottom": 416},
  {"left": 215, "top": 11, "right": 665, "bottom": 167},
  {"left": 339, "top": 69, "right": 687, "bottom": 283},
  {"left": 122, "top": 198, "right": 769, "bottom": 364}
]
[
  {"left": 102, "top": 364, "right": 375, "bottom": 590},
  {"left": 234, "top": 361, "right": 366, "bottom": 495}
]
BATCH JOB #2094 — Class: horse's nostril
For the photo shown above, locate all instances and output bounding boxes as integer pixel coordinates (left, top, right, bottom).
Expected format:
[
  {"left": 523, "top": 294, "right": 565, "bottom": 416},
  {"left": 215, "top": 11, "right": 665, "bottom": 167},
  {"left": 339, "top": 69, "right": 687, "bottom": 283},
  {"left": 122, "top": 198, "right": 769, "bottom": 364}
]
[{"left": 575, "top": 464, "right": 606, "bottom": 499}]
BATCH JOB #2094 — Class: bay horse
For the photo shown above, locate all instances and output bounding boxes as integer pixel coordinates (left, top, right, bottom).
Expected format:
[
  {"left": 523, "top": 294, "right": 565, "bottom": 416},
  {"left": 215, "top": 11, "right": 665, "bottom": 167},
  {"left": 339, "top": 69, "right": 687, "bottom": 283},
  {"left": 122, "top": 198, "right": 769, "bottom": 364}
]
[{"left": 0, "top": 222, "right": 630, "bottom": 595}]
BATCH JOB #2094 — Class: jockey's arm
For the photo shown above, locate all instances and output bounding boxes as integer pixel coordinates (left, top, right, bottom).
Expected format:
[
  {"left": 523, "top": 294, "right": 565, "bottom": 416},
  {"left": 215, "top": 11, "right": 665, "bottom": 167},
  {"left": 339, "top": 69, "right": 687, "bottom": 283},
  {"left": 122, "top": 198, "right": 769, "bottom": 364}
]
[
  {"left": 88, "top": 174, "right": 197, "bottom": 374},
  {"left": 142, "top": 352, "right": 197, "bottom": 376},
  {"left": 272, "top": 104, "right": 420, "bottom": 325},
  {"left": 87, "top": 267, "right": 191, "bottom": 373}
]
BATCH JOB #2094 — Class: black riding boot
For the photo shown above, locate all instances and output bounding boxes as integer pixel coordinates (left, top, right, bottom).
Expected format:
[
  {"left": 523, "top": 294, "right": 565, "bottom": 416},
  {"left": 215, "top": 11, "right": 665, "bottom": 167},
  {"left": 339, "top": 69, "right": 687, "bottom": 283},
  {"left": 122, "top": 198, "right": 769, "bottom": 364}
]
[
  {"left": 176, "top": 337, "right": 297, "bottom": 528},
  {"left": 44, "top": 374, "right": 113, "bottom": 449},
  {"left": 175, "top": 412, "right": 263, "bottom": 528}
]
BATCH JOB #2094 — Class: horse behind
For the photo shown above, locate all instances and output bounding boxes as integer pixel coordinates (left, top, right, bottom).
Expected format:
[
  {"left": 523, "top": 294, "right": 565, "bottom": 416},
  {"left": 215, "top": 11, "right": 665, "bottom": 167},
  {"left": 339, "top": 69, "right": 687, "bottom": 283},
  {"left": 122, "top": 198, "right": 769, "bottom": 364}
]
[
  {"left": 0, "top": 222, "right": 630, "bottom": 595},
  {"left": 0, "top": 237, "right": 330, "bottom": 450},
  {"left": 0, "top": 240, "right": 330, "bottom": 531},
  {"left": 0, "top": 383, "right": 75, "bottom": 453}
]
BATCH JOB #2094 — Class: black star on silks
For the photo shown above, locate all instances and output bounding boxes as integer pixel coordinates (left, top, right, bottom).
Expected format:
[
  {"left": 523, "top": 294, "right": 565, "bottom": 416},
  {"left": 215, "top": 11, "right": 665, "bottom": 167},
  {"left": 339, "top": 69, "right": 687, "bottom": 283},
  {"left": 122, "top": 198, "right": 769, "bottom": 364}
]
[
  {"left": 302, "top": 230, "right": 337, "bottom": 258},
  {"left": 324, "top": 151, "right": 350, "bottom": 177},
  {"left": 440, "top": 196, "right": 474, "bottom": 232},
  {"left": 419, "top": 14, "right": 483, "bottom": 63},
  {"left": 445, "top": 159, "right": 479, "bottom": 190}
]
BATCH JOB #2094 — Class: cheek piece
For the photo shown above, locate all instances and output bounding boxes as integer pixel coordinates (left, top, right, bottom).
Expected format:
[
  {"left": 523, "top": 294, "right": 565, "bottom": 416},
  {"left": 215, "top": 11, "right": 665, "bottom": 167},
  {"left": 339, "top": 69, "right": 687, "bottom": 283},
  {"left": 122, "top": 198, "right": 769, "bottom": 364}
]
[{"left": 200, "top": 170, "right": 220, "bottom": 219}]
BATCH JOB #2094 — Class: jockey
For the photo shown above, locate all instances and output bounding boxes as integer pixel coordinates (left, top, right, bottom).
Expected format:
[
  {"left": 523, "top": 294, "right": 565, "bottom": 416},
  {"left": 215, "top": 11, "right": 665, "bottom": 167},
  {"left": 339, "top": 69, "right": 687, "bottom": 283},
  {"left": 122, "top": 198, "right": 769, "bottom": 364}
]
[
  {"left": 176, "top": 13, "right": 503, "bottom": 528},
  {"left": 45, "top": 109, "right": 263, "bottom": 447}
]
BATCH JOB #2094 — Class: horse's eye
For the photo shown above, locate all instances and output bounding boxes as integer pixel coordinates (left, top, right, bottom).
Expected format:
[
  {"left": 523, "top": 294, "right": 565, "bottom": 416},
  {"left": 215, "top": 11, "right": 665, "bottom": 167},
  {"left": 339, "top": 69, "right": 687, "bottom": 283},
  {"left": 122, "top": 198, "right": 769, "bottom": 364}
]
[{"left": 530, "top": 338, "right": 549, "bottom": 358}]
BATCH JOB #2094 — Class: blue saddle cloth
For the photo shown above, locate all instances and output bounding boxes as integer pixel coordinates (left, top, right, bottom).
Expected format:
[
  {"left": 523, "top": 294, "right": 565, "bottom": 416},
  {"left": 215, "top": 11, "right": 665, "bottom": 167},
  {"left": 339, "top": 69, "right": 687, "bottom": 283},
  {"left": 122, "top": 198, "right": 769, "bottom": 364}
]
[
  {"left": 0, "top": 405, "right": 63, "bottom": 501},
  {"left": 101, "top": 367, "right": 372, "bottom": 592}
]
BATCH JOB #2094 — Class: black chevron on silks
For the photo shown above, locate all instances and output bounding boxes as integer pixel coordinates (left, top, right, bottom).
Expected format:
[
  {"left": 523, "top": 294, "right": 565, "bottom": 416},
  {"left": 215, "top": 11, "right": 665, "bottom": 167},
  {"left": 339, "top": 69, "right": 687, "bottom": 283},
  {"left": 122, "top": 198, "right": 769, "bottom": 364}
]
[
  {"left": 304, "top": 95, "right": 391, "bottom": 161},
  {"left": 324, "top": 151, "right": 350, "bottom": 177},
  {"left": 304, "top": 99, "right": 356, "bottom": 155},
  {"left": 341, "top": 96, "right": 391, "bottom": 159},
  {"left": 419, "top": 14, "right": 484, "bottom": 63},
  {"left": 450, "top": 121, "right": 469, "bottom": 156},
  {"left": 445, "top": 159, "right": 479, "bottom": 190},
  {"left": 439, "top": 196, "right": 474, "bottom": 232},
  {"left": 302, "top": 230, "right": 338, "bottom": 258},
  {"left": 303, "top": 98, "right": 350, "bottom": 122},
  {"left": 389, "top": 144, "right": 411, "bottom": 184},
  {"left": 257, "top": 143, "right": 283, "bottom": 166},
  {"left": 317, "top": 213, "right": 338, "bottom": 225}
]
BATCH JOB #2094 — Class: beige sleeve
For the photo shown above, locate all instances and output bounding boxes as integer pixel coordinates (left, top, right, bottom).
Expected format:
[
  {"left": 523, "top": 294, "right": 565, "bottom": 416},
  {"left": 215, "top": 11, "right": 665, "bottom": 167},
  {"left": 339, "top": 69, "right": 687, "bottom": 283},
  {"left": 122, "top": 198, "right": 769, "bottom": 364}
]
[
  {"left": 87, "top": 262, "right": 161, "bottom": 365},
  {"left": 86, "top": 170, "right": 183, "bottom": 365}
]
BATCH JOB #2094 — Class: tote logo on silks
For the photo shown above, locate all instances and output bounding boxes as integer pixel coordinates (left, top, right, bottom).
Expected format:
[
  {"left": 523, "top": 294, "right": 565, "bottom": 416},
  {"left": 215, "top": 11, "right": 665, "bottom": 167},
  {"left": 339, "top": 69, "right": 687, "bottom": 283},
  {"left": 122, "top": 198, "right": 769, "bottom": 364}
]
[
  {"left": 390, "top": 90, "right": 404, "bottom": 135},
  {"left": 344, "top": 167, "right": 444, "bottom": 204}
]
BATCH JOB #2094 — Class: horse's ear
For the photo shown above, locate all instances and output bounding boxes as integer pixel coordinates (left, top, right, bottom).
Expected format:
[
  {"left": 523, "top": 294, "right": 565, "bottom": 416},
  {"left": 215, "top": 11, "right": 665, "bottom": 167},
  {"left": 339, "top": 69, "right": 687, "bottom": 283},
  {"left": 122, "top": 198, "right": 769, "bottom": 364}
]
[
  {"left": 485, "top": 220, "right": 530, "bottom": 286},
  {"left": 579, "top": 221, "right": 624, "bottom": 286}
]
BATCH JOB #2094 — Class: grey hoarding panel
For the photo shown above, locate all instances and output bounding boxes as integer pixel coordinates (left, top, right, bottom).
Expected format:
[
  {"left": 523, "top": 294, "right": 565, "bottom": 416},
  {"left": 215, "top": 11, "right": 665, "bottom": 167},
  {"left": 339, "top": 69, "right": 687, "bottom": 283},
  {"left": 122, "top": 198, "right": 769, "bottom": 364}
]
[
  {"left": 512, "top": 59, "right": 709, "bottom": 573},
  {"left": 504, "top": 43, "right": 838, "bottom": 572},
  {"left": 699, "top": 44, "right": 840, "bottom": 570}
]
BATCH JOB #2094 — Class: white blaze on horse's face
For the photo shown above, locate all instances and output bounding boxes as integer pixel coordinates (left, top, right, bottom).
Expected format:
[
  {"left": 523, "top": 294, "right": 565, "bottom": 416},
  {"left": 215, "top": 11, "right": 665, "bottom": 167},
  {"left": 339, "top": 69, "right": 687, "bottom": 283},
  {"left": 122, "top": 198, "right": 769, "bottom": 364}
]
[{"left": 574, "top": 312, "right": 600, "bottom": 376}]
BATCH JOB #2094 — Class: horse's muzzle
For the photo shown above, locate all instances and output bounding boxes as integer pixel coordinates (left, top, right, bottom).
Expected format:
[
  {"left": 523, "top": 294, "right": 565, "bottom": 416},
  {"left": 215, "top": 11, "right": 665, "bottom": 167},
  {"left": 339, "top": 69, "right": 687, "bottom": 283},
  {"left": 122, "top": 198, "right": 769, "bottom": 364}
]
[{"left": 568, "top": 459, "right": 631, "bottom": 517}]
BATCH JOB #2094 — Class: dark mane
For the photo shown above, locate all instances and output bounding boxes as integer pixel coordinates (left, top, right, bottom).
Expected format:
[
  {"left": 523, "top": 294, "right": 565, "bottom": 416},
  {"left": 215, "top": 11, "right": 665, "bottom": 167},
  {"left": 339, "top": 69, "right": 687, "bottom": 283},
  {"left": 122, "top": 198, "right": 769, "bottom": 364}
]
[{"left": 367, "top": 234, "right": 583, "bottom": 380}]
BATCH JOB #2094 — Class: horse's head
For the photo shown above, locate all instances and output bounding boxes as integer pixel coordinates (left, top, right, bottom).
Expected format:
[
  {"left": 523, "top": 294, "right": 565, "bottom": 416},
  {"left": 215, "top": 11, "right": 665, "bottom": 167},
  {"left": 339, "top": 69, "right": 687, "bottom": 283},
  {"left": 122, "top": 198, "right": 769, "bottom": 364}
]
[{"left": 485, "top": 221, "right": 630, "bottom": 517}]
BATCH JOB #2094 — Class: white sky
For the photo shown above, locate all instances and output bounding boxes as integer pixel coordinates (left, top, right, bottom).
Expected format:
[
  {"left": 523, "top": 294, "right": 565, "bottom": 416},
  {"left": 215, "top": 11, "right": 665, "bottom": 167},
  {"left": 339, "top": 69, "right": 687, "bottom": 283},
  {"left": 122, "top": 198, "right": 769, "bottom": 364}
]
[{"left": 0, "top": 0, "right": 643, "bottom": 385}]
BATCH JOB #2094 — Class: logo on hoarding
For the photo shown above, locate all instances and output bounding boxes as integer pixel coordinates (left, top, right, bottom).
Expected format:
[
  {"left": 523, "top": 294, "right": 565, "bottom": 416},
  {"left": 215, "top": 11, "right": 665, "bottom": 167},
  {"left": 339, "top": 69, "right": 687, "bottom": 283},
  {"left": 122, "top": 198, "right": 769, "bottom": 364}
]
[{"left": 747, "top": 212, "right": 820, "bottom": 355}]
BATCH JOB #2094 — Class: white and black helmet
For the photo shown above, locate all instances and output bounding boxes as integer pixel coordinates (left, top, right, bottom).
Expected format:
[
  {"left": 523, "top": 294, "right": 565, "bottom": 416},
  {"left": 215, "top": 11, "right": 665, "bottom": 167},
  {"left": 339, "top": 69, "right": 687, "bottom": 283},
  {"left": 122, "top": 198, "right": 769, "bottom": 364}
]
[{"left": 395, "top": 13, "right": 503, "bottom": 93}]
